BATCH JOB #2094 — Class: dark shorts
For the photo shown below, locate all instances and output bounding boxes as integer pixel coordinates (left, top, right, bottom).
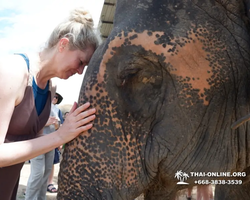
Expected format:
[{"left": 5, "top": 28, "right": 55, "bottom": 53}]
[{"left": 53, "top": 148, "right": 60, "bottom": 164}]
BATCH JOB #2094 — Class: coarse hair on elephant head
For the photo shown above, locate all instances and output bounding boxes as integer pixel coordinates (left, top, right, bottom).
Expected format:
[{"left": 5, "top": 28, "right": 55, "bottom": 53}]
[{"left": 58, "top": 0, "right": 250, "bottom": 199}]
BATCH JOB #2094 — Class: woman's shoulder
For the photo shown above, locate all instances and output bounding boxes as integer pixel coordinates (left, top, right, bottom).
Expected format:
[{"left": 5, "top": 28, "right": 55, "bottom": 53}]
[
  {"left": 0, "top": 54, "right": 29, "bottom": 105},
  {"left": 0, "top": 54, "right": 29, "bottom": 77}
]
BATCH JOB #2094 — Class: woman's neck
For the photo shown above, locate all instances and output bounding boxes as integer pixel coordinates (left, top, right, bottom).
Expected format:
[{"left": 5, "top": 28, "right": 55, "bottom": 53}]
[{"left": 31, "top": 51, "right": 55, "bottom": 89}]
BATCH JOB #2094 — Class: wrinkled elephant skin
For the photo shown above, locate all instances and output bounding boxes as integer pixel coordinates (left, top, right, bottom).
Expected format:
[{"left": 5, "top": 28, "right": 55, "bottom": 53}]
[{"left": 58, "top": 0, "right": 250, "bottom": 199}]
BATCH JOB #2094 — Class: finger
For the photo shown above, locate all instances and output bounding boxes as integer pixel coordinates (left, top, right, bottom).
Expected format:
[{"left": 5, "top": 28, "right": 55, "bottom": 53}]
[
  {"left": 78, "top": 123, "right": 93, "bottom": 134},
  {"left": 73, "top": 102, "right": 92, "bottom": 116},
  {"left": 75, "top": 108, "right": 96, "bottom": 122},
  {"left": 69, "top": 102, "right": 78, "bottom": 115},
  {"left": 76, "top": 114, "right": 96, "bottom": 128}
]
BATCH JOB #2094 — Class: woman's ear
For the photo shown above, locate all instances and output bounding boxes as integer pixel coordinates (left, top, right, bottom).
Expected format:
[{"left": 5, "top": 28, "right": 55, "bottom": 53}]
[{"left": 58, "top": 38, "right": 69, "bottom": 52}]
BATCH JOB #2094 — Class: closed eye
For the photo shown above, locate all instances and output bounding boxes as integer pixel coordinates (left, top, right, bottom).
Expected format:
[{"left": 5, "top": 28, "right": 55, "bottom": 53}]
[
  {"left": 117, "top": 68, "right": 141, "bottom": 87},
  {"left": 80, "top": 60, "right": 88, "bottom": 67},
  {"left": 119, "top": 68, "right": 141, "bottom": 80}
]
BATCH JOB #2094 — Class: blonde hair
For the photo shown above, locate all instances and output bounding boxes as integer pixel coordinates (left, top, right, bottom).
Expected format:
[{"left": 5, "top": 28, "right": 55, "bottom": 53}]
[{"left": 44, "top": 8, "right": 101, "bottom": 52}]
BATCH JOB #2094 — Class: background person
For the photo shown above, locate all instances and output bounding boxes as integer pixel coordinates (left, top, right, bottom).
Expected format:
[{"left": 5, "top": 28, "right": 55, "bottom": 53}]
[
  {"left": 0, "top": 7, "right": 100, "bottom": 200},
  {"left": 186, "top": 186, "right": 192, "bottom": 200},
  {"left": 47, "top": 92, "right": 64, "bottom": 193}
]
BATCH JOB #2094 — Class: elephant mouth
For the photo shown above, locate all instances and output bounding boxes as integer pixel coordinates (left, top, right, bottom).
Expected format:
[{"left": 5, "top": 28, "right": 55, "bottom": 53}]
[{"left": 231, "top": 114, "right": 250, "bottom": 129}]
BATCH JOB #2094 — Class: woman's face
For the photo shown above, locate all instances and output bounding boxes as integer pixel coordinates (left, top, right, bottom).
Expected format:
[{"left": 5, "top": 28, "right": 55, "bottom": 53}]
[
  {"left": 56, "top": 41, "right": 95, "bottom": 79},
  {"left": 52, "top": 95, "right": 58, "bottom": 105}
]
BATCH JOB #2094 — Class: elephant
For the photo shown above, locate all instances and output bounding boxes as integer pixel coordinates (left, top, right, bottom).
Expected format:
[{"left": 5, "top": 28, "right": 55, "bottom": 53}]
[{"left": 57, "top": 0, "right": 250, "bottom": 199}]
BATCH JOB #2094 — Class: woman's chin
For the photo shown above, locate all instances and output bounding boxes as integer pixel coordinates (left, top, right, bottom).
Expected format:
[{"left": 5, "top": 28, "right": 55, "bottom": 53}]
[
  {"left": 60, "top": 74, "right": 72, "bottom": 80},
  {"left": 57, "top": 72, "right": 75, "bottom": 80}
]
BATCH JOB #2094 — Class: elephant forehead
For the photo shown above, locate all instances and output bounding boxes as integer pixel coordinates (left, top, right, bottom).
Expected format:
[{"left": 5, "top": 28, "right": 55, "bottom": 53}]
[{"left": 100, "top": 30, "right": 220, "bottom": 105}]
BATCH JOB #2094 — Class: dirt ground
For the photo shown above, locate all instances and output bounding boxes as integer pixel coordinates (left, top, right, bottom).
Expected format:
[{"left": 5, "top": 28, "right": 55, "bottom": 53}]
[{"left": 17, "top": 162, "right": 210, "bottom": 200}]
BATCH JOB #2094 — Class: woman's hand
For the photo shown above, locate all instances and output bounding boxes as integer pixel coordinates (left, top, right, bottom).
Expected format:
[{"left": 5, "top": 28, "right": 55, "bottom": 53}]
[{"left": 57, "top": 102, "right": 96, "bottom": 143}]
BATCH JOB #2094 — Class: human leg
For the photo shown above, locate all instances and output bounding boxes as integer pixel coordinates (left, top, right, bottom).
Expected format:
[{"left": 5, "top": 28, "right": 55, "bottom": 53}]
[
  {"left": 197, "top": 185, "right": 202, "bottom": 200},
  {"left": 201, "top": 185, "right": 210, "bottom": 200},
  {"left": 47, "top": 165, "right": 54, "bottom": 186},
  {"left": 186, "top": 186, "right": 193, "bottom": 200},
  {"left": 208, "top": 184, "right": 214, "bottom": 199},
  {"left": 197, "top": 185, "right": 213, "bottom": 200},
  {"left": 47, "top": 148, "right": 58, "bottom": 193},
  {"left": 37, "top": 149, "right": 55, "bottom": 197},
  {"left": 25, "top": 154, "right": 45, "bottom": 200}
]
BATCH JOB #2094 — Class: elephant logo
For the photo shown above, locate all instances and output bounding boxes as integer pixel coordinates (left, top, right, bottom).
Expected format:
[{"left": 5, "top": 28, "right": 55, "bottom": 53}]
[{"left": 175, "top": 170, "right": 189, "bottom": 185}]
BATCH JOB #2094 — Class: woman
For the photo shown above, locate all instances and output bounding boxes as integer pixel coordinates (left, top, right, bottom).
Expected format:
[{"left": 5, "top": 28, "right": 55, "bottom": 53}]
[
  {"left": 25, "top": 92, "right": 63, "bottom": 199},
  {"left": 0, "top": 7, "right": 100, "bottom": 200}
]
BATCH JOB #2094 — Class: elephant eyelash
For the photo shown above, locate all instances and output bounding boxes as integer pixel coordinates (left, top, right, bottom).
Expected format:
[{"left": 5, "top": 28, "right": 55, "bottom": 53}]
[
  {"left": 119, "top": 68, "right": 141, "bottom": 79},
  {"left": 119, "top": 72, "right": 138, "bottom": 87},
  {"left": 118, "top": 68, "right": 141, "bottom": 86}
]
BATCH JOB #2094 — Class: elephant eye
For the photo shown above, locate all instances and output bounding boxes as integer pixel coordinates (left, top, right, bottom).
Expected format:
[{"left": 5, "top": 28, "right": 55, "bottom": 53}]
[
  {"left": 121, "top": 79, "right": 126, "bottom": 86},
  {"left": 118, "top": 68, "right": 141, "bottom": 86}
]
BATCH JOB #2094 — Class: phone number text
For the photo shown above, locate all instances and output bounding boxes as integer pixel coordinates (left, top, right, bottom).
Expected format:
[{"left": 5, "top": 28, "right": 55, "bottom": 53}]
[{"left": 194, "top": 180, "right": 242, "bottom": 185}]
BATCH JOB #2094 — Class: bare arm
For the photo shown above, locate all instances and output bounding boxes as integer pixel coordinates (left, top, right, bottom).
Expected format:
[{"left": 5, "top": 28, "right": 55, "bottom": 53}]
[
  {"left": 0, "top": 55, "right": 27, "bottom": 145},
  {"left": 0, "top": 56, "right": 96, "bottom": 167},
  {"left": 0, "top": 101, "right": 95, "bottom": 167}
]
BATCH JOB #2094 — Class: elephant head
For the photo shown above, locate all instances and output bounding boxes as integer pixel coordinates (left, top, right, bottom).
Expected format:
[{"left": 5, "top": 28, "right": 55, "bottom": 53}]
[{"left": 58, "top": 0, "right": 250, "bottom": 199}]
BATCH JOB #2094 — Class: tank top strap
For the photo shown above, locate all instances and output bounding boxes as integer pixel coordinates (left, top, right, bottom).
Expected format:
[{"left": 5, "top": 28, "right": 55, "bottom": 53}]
[
  {"left": 14, "top": 53, "right": 52, "bottom": 92},
  {"left": 14, "top": 53, "right": 29, "bottom": 70},
  {"left": 14, "top": 53, "right": 33, "bottom": 87}
]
